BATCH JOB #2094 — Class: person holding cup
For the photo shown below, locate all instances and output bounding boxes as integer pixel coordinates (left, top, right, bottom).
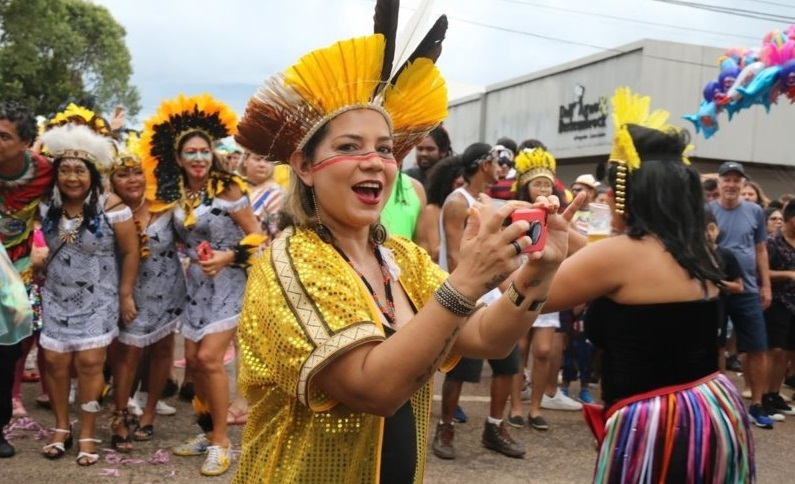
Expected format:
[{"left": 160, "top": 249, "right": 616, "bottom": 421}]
[{"left": 570, "top": 174, "right": 599, "bottom": 236}]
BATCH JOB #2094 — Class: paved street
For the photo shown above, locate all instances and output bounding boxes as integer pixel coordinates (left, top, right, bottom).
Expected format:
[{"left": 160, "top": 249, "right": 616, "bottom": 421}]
[{"left": 4, "top": 350, "right": 794, "bottom": 483}]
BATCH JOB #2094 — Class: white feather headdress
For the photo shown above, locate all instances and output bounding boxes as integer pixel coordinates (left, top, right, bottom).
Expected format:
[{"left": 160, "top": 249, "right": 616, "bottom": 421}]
[{"left": 40, "top": 124, "right": 115, "bottom": 173}]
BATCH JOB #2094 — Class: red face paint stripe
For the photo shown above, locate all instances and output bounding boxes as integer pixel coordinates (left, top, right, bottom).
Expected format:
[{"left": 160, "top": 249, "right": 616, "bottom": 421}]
[{"left": 311, "top": 153, "right": 397, "bottom": 173}]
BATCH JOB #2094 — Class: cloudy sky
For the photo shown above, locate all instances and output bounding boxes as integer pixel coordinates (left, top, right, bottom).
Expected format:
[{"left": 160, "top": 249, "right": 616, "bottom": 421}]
[{"left": 94, "top": 0, "right": 795, "bottom": 123}]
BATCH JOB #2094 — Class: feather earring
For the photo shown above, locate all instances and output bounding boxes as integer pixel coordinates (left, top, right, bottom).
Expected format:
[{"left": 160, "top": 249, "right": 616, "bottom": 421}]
[{"left": 51, "top": 186, "right": 63, "bottom": 208}]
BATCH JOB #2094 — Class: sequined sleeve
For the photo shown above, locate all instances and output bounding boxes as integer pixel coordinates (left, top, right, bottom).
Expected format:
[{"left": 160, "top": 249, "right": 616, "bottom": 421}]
[{"left": 238, "top": 228, "right": 385, "bottom": 412}]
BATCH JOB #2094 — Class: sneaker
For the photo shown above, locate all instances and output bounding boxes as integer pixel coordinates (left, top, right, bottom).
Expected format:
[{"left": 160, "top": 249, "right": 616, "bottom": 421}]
[
  {"left": 155, "top": 400, "right": 177, "bottom": 416},
  {"left": 578, "top": 388, "right": 594, "bottom": 404},
  {"left": 128, "top": 397, "right": 144, "bottom": 417},
  {"left": 431, "top": 423, "right": 455, "bottom": 459},
  {"left": 12, "top": 398, "right": 27, "bottom": 418},
  {"left": 201, "top": 445, "right": 232, "bottom": 476},
  {"left": 452, "top": 405, "right": 468, "bottom": 424},
  {"left": 528, "top": 415, "right": 549, "bottom": 431},
  {"left": 173, "top": 433, "right": 210, "bottom": 456},
  {"left": 520, "top": 385, "right": 531, "bottom": 402},
  {"left": 35, "top": 393, "right": 51, "bottom": 409},
  {"left": 741, "top": 388, "right": 752, "bottom": 399},
  {"left": 765, "top": 393, "right": 795, "bottom": 416},
  {"left": 0, "top": 435, "right": 14, "bottom": 458},
  {"left": 507, "top": 414, "right": 525, "bottom": 428},
  {"left": 560, "top": 387, "right": 570, "bottom": 397},
  {"left": 482, "top": 421, "right": 525, "bottom": 458},
  {"left": 541, "top": 388, "right": 583, "bottom": 411},
  {"left": 748, "top": 404, "right": 774, "bottom": 429},
  {"left": 726, "top": 355, "right": 743, "bottom": 373}
]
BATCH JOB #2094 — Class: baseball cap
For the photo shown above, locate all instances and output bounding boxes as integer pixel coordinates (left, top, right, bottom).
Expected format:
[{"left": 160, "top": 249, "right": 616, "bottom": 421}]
[
  {"left": 571, "top": 174, "right": 598, "bottom": 189},
  {"left": 718, "top": 161, "right": 747, "bottom": 178}
]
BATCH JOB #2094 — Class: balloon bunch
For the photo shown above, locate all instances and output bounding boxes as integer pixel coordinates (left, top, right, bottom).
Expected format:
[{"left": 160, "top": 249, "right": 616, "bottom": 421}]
[{"left": 684, "top": 25, "right": 795, "bottom": 138}]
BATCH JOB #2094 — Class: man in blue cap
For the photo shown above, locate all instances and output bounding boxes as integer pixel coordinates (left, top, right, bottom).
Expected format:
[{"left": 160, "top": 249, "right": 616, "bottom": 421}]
[{"left": 710, "top": 161, "right": 774, "bottom": 428}]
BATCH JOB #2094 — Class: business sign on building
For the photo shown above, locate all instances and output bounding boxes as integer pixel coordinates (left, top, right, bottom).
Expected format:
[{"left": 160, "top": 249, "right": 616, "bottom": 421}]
[{"left": 558, "top": 84, "right": 608, "bottom": 143}]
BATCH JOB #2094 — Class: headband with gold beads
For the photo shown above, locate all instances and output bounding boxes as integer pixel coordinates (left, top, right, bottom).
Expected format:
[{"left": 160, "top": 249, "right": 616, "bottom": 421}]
[{"left": 608, "top": 87, "right": 692, "bottom": 215}]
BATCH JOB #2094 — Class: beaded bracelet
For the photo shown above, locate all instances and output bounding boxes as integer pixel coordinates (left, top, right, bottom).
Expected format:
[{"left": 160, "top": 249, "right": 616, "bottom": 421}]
[{"left": 434, "top": 279, "right": 479, "bottom": 317}]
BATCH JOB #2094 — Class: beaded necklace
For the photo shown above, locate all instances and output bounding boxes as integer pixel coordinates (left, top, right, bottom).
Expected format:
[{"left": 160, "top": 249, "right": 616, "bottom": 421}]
[{"left": 334, "top": 243, "right": 396, "bottom": 325}]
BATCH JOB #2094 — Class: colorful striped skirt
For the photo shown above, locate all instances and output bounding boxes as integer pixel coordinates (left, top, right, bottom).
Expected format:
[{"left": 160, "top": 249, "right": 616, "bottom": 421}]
[{"left": 594, "top": 372, "right": 754, "bottom": 483}]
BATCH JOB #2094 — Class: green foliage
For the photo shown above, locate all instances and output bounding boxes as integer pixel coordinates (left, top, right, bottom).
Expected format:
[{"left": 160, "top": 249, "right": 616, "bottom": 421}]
[{"left": 0, "top": 0, "right": 140, "bottom": 117}]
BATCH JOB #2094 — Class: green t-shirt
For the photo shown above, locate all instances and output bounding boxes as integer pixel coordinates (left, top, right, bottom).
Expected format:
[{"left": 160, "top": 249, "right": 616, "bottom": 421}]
[{"left": 381, "top": 173, "right": 421, "bottom": 239}]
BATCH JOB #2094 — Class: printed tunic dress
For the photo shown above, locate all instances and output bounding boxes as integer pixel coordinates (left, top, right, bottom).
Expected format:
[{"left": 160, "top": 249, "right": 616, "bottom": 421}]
[
  {"left": 118, "top": 211, "right": 186, "bottom": 347},
  {"left": 174, "top": 196, "right": 248, "bottom": 342},
  {"left": 40, "top": 204, "right": 132, "bottom": 352}
]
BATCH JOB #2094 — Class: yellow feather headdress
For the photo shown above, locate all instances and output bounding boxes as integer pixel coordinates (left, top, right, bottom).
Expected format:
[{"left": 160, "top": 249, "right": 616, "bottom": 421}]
[
  {"left": 513, "top": 147, "right": 557, "bottom": 192},
  {"left": 236, "top": 0, "right": 448, "bottom": 163},
  {"left": 47, "top": 103, "right": 111, "bottom": 137},
  {"left": 111, "top": 130, "right": 143, "bottom": 172},
  {"left": 609, "top": 87, "right": 693, "bottom": 214},
  {"left": 139, "top": 93, "right": 239, "bottom": 217}
]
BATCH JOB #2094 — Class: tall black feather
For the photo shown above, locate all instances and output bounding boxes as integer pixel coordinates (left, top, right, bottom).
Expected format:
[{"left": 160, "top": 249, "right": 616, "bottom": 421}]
[
  {"left": 389, "top": 14, "right": 448, "bottom": 86},
  {"left": 373, "top": 0, "right": 400, "bottom": 97}
]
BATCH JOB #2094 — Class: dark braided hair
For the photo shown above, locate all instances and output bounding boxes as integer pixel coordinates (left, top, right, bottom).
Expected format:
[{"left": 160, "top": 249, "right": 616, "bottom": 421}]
[
  {"left": 606, "top": 124, "right": 722, "bottom": 285},
  {"left": 43, "top": 157, "right": 105, "bottom": 237}
]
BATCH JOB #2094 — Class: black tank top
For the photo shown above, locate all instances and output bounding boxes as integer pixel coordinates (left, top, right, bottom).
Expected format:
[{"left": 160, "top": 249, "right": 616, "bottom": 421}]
[{"left": 584, "top": 297, "right": 720, "bottom": 408}]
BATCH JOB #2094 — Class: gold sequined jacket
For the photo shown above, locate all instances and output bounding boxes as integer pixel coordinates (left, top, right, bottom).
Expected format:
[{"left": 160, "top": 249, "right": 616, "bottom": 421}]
[{"left": 234, "top": 227, "right": 457, "bottom": 483}]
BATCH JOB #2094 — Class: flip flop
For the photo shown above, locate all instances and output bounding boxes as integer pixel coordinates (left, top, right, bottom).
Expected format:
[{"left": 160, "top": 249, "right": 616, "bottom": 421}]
[
  {"left": 22, "top": 371, "right": 40, "bottom": 383},
  {"left": 226, "top": 408, "right": 247, "bottom": 426}
]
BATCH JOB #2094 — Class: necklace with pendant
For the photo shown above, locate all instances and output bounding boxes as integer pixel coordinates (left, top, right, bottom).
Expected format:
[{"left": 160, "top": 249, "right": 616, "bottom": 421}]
[{"left": 58, "top": 210, "right": 84, "bottom": 244}]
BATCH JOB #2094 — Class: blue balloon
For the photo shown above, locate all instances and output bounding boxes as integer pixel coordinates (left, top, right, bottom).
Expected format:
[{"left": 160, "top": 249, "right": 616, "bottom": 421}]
[
  {"left": 737, "top": 66, "right": 781, "bottom": 112},
  {"left": 683, "top": 101, "right": 719, "bottom": 138}
]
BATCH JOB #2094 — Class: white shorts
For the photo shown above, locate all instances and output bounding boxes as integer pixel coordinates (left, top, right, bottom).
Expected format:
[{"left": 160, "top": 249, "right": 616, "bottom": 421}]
[{"left": 532, "top": 311, "right": 560, "bottom": 329}]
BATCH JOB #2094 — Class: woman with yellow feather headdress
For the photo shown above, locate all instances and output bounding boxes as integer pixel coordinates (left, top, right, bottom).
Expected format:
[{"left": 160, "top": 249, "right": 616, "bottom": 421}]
[
  {"left": 541, "top": 87, "right": 754, "bottom": 482},
  {"left": 507, "top": 143, "right": 581, "bottom": 432},
  {"left": 104, "top": 132, "right": 187, "bottom": 453},
  {"left": 138, "top": 94, "right": 264, "bottom": 477},
  {"left": 37, "top": 107, "right": 140, "bottom": 467},
  {"left": 233, "top": 1, "right": 582, "bottom": 482}
]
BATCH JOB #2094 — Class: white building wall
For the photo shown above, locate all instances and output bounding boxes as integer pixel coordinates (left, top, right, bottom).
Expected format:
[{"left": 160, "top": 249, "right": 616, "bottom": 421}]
[{"left": 447, "top": 39, "right": 795, "bottom": 169}]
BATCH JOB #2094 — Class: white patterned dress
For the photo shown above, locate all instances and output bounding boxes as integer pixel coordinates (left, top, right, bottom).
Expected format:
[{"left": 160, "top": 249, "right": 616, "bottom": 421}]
[
  {"left": 40, "top": 203, "right": 132, "bottom": 352},
  {"left": 174, "top": 196, "right": 248, "bottom": 342},
  {"left": 118, "top": 211, "right": 186, "bottom": 347}
]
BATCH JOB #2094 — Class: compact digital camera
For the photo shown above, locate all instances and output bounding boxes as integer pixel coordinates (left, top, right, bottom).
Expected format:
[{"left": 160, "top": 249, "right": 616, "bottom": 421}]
[{"left": 510, "top": 208, "right": 547, "bottom": 254}]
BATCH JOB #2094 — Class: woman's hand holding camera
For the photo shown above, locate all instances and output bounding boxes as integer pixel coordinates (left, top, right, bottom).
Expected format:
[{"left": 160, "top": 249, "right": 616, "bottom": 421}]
[{"left": 447, "top": 194, "right": 538, "bottom": 301}]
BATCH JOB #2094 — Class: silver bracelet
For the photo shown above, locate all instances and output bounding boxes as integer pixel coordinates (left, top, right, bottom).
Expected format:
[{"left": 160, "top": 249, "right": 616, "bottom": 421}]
[{"left": 434, "top": 279, "right": 478, "bottom": 317}]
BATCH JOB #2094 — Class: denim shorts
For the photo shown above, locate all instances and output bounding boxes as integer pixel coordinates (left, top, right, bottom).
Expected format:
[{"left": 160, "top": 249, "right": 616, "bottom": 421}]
[
  {"left": 445, "top": 345, "right": 520, "bottom": 383},
  {"left": 727, "top": 292, "right": 768, "bottom": 353},
  {"left": 764, "top": 299, "right": 795, "bottom": 351}
]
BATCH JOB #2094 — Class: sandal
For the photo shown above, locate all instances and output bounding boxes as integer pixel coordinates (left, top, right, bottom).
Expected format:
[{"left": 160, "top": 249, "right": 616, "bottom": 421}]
[
  {"left": 227, "top": 407, "right": 247, "bottom": 426},
  {"left": 110, "top": 409, "right": 133, "bottom": 453},
  {"left": 42, "top": 427, "right": 73, "bottom": 460},
  {"left": 76, "top": 438, "right": 101, "bottom": 466},
  {"left": 133, "top": 423, "right": 154, "bottom": 442}
]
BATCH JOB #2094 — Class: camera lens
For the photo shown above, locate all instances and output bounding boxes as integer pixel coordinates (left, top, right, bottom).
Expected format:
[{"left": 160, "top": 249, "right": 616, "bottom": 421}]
[{"left": 528, "top": 221, "right": 541, "bottom": 244}]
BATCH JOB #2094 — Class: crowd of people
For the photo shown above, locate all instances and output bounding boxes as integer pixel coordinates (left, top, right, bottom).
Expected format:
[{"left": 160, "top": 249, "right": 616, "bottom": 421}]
[{"left": 2, "top": 1, "right": 793, "bottom": 482}]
